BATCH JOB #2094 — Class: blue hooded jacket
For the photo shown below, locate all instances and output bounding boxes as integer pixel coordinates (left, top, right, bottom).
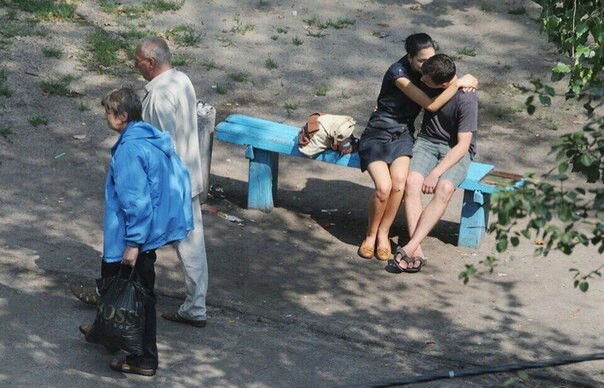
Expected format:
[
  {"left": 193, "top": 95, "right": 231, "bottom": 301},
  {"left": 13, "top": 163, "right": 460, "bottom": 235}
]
[{"left": 103, "top": 121, "right": 194, "bottom": 263}]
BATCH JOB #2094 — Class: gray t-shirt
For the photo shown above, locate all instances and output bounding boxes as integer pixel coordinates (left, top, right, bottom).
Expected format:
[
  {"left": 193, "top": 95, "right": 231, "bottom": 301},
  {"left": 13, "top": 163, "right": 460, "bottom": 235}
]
[{"left": 418, "top": 88, "right": 478, "bottom": 157}]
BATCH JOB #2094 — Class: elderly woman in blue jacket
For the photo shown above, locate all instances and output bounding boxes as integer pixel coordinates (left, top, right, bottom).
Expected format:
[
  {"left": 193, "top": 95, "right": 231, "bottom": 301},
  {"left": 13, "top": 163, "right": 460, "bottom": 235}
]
[{"left": 83, "top": 88, "right": 193, "bottom": 377}]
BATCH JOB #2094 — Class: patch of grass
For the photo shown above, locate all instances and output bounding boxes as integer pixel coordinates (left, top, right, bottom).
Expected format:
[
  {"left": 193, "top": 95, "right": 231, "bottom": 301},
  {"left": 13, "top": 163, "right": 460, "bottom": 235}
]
[
  {"left": 201, "top": 59, "right": 221, "bottom": 71},
  {"left": 508, "top": 6, "right": 526, "bottom": 15},
  {"left": 1, "top": 19, "right": 42, "bottom": 38},
  {"left": 227, "top": 15, "right": 255, "bottom": 35},
  {"left": 0, "top": 127, "right": 13, "bottom": 140},
  {"left": 42, "top": 47, "right": 63, "bottom": 59},
  {"left": 0, "top": 38, "right": 11, "bottom": 50},
  {"left": 284, "top": 101, "right": 299, "bottom": 111},
  {"left": 84, "top": 29, "right": 128, "bottom": 70},
  {"left": 100, "top": 0, "right": 184, "bottom": 18},
  {"left": 6, "top": 9, "right": 18, "bottom": 20},
  {"left": 172, "top": 53, "right": 194, "bottom": 66},
  {"left": 228, "top": 72, "right": 249, "bottom": 83},
  {"left": 270, "top": 35, "right": 278, "bottom": 41},
  {"left": 39, "top": 74, "right": 77, "bottom": 97},
  {"left": 29, "top": 115, "right": 48, "bottom": 126},
  {"left": 307, "top": 30, "right": 326, "bottom": 38},
  {"left": 292, "top": 36, "right": 304, "bottom": 46},
  {"left": 2, "top": 0, "right": 78, "bottom": 21},
  {"left": 303, "top": 17, "right": 328, "bottom": 30},
  {"left": 78, "top": 101, "right": 91, "bottom": 112},
  {"left": 216, "top": 35, "right": 236, "bottom": 47},
  {"left": 215, "top": 85, "right": 226, "bottom": 95},
  {"left": 457, "top": 47, "right": 477, "bottom": 57},
  {"left": 0, "top": 67, "right": 11, "bottom": 97},
  {"left": 274, "top": 26, "right": 288, "bottom": 34},
  {"left": 166, "top": 25, "right": 203, "bottom": 47},
  {"left": 315, "top": 84, "right": 329, "bottom": 97},
  {"left": 265, "top": 58, "right": 278, "bottom": 70},
  {"left": 326, "top": 17, "right": 355, "bottom": 29},
  {"left": 480, "top": 2, "right": 493, "bottom": 12},
  {"left": 119, "top": 26, "right": 152, "bottom": 41}
]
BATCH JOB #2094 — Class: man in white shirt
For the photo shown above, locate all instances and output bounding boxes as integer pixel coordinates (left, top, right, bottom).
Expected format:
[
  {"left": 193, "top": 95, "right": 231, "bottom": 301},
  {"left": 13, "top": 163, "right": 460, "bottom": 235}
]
[{"left": 134, "top": 37, "right": 208, "bottom": 327}]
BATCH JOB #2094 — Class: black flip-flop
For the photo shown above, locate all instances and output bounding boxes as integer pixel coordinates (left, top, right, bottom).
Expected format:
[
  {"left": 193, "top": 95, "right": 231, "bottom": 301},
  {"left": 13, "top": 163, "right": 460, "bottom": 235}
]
[
  {"left": 392, "top": 248, "right": 414, "bottom": 272},
  {"left": 404, "top": 257, "right": 426, "bottom": 273}
]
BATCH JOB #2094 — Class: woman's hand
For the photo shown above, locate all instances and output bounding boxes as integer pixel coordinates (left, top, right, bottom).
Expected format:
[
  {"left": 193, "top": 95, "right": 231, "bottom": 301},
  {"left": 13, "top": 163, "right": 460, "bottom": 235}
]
[
  {"left": 122, "top": 246, "right": 139, "bottom": 267},
  {"left": 457, "top": 74, "right": 478, "bottom": 93}
]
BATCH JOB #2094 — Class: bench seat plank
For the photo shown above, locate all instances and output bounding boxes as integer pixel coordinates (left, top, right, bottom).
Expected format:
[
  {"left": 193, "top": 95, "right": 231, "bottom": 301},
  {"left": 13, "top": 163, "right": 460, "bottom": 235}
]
[{"left": 215, "top": 114, "right": 516, "bottom": 248}]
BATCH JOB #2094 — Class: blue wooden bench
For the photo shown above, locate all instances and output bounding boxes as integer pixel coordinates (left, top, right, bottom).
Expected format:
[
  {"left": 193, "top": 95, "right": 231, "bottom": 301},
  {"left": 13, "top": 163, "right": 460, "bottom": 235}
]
[{"left": 215, "top": 114, "right": 521, "bottom": 248}]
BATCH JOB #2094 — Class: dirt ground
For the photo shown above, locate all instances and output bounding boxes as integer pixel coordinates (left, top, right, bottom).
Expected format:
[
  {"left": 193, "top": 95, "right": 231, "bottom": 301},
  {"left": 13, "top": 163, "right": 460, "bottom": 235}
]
[{"left": 1, "top": 0, "right": 602, "bottom": 387}]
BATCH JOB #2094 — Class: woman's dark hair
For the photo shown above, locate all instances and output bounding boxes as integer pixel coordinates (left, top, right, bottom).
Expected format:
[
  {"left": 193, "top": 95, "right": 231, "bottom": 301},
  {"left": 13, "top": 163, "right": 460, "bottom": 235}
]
[
  {"left": 404, "top": 33, "right": 435, "bottom": 57},
  {"left": 422, "top": 54, "right": 456, "bottom": 84},
  {"left": 101, "top": 88, "right": 143, "bottom": 122}
]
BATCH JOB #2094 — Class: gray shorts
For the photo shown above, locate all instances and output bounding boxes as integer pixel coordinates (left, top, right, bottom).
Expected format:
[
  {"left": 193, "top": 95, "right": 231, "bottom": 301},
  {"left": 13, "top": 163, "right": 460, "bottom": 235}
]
[{"left": 410, "top": 137, "right": 471, "bottom": 187}]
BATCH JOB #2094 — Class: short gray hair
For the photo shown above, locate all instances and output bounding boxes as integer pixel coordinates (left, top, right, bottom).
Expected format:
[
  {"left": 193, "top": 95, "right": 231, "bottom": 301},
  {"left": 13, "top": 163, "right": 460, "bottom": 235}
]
[{"left": 138, "top": 36, "right": 172, "bottom": 65}]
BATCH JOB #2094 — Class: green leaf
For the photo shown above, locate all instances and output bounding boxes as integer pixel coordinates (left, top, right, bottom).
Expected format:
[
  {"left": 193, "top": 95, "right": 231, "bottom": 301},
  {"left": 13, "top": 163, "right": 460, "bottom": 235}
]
[
  {"left": 580, "top": 154, "right": 593, "bottom": 166},
  {"left": 579, "top": 281, "right": 589, "bottom": 292},
  {"left": 543, "top": 85, "right": 556, "bottom": 96},
  {"left": 496, "top": 239, "right": 508, "bottom": 253},
  {"left": 558, "top": 162, "right": 568, "bottom": 174},
  {"left": 527, "top": 104, "right": 536, "bottom": 115},
  {"left": 511, "top": 237, "right": 519, "bottom": 246},
  {"left": 539, "top": 95, "right": 551, "bottom": 106},
  {"left": 552, "top": 62, "right": 571, "bottom": 74}
]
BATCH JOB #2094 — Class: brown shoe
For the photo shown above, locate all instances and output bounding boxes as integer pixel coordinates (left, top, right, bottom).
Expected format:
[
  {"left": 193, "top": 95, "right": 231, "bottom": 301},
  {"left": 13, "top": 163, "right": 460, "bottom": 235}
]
[
  {"left": 70, "top": 284, "right": 98, "bottom": 305},
  {"left": 161, "top": 311, "right": 207, "bottom": 328},
  {"left": 375, "top": 247, "right": 391, "bottom": 261},
  {"left": 357, "top": 241, "right": 374, "bottom": 259},
  {"left": 110, "top": 358, "right": 156, "bottom": 376}
]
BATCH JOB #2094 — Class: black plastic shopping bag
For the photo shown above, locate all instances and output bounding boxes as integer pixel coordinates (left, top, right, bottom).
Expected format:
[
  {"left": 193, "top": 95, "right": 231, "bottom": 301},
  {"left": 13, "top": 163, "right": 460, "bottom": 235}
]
[{"left": 85, "top": 265, "right": 148, "bottom": 355}]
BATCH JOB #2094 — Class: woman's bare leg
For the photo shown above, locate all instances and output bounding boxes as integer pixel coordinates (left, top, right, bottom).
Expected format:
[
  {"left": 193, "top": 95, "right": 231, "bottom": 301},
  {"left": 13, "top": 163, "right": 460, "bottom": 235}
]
[
  {"left": 376, "top": 156, "right": 410, "bottom": 251},
  {"left": 363, "top": 161, "right": 393, "bottom": 251}
]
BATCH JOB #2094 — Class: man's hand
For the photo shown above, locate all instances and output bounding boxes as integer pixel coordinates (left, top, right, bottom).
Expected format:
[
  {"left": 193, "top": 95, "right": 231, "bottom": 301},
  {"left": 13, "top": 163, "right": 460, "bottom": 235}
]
[
  {"left": 122, "top": 246, "right": 139, "bottom": 267},
  {"left": 422, "top": 172, "right": 440, "bottom": 194}
]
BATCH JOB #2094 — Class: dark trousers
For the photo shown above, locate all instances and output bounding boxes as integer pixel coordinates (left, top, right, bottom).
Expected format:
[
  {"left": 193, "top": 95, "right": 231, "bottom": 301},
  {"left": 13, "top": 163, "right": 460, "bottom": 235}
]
[{"left": 101, "top": 250, "right": 158, "bottom": 369}]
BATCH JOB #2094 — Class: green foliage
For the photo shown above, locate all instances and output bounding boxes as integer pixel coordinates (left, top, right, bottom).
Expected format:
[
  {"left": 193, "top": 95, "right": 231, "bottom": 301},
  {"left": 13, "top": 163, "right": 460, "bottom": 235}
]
[
  {"left": 99, "top": 0, "right": 184, "bottom": 18},
  {"left": 457, "top": 47, "right": 477, "bottom": 57},
  {"left": 1, "top": 19, "right": 44, "bottom": 38},
  {"left": 284, "top": 101, "right": 299, "bottom": 111},
  {"left": 29, "top": 115, "right": 48, "bottom": 126},
  {"left": 265, "top": 58, "right": 278, "bottom": 70},
  {"left": 215, "top": 85, "right": 226, "bottom": 95},
  {"left": 166, "top": 25, "right": 203, "bottom": 47},
  {"left": 83, "top": 30, "right": 128, "bottom": 71},
  {"left": 0, "top": 127, "right": 13, "bottom": 140},
  {"left": 464, "top": 0, "right": 604, "bottom": 291},
  {"left": 1, "top": 0, "right": 77, "bottom": 21},
  {"left": 42, "top": 47, "right": 62, "bottom": 59},
  {"left": 201, "top": 59, "right": 221, "bottom": 71},
  {"left": 0, "top": 67, "right": 11, "bottom": 97},
  {"left": 315, "top": 84, "right": 329, "bottom": 97},
  {"left": 40, "top": 75, "right": 77, "bottom": 97},
  {"left": 292, "top": 36, "right": 304, "bottom": 46},
  {"left": 508, "top": 6, "right": 526, "bottom": 15},
  {"left": 171, "top": 53, "right": 194, "bottom": 67},
  {"left": 228, "top": 72, "right": 249, "bottom": 83},
  {"left": 226, "top": 15, "right": 255, "bottom": 35}
]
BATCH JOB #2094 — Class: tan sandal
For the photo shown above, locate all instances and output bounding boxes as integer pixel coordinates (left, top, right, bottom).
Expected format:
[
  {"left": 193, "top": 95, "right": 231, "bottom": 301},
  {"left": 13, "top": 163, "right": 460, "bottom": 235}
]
[{"left": 110, "top": 359, "right": 156, "bottom": 376}]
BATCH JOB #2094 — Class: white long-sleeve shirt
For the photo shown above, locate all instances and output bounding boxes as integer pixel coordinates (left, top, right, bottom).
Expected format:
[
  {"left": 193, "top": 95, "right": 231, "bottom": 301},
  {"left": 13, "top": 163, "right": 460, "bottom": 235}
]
[{"left": 142, "top": 68, "right": 203, "bottom": 197}]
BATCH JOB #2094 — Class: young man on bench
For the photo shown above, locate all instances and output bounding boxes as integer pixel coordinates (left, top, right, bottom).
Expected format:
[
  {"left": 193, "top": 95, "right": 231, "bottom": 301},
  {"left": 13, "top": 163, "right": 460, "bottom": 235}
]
[{"left": 392, "top": 54, "right": 478, "bottom": 273}]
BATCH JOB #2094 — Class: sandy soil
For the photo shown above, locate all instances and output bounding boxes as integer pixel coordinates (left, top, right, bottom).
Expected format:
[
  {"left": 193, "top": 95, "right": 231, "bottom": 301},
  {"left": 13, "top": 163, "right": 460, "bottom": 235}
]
[{"left": 1, "top": 0, "right": 602, "bottom": 386}]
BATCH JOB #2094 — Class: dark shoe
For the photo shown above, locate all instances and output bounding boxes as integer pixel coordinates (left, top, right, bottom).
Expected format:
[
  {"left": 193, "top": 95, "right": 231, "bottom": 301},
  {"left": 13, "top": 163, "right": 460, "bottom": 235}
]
[
  {"left": 71, "top": 284, "right": 98, "bottom": 305},
  {"left": 161, "top": 311, "right": 206, "bottom": 328},
  {"left": 110, "top": 358, "right": 156, "bottom": 377},
  {"left": 405, "top": 256, "right": 426, "bottom": 273},
  {"left": 79, "top": 324, "right": 91, "bottom": 336}
]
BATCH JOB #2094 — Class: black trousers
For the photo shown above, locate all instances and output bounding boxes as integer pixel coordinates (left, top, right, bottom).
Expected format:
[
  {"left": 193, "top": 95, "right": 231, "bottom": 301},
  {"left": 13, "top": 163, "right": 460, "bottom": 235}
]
[{"left": 101, "top": 250, "right": 158, "bottom": 369}]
